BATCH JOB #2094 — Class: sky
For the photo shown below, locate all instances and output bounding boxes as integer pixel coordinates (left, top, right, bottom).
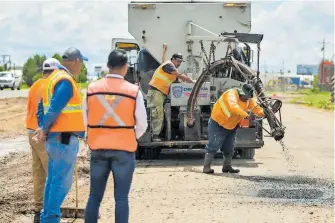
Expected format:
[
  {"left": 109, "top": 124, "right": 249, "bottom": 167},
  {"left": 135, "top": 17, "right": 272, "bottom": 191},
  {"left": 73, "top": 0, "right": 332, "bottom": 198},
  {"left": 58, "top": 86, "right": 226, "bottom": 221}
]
[{"left": 0, "top": 0, "right": 334, "bottom": 74}]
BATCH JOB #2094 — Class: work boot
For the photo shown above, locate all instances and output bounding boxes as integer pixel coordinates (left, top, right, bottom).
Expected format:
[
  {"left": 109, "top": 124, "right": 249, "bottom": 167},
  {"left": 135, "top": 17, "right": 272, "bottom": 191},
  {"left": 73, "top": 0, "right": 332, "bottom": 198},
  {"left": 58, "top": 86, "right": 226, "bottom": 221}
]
[
  {"left": 203, "top": 153, "right": 215, "bottom": 174},
  {"left": 222, "top": 155, "right": 240, "bottom": 173},
  {"left": 152, "top": 135, "right": 162, "bottom": 142},
  {"left": 33, "top": 211, "right": 41, "bottom": 223}
]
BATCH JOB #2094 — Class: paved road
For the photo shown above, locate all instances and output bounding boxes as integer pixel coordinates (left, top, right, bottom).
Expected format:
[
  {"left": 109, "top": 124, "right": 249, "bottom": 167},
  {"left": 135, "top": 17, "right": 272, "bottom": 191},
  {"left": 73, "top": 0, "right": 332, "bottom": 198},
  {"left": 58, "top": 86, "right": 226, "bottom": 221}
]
[
  {"left": 0, "top": 89, "right": 29, "bottom": 99},
  {"left": 11, "top": 102, "right": 334, "bottom": 223}
]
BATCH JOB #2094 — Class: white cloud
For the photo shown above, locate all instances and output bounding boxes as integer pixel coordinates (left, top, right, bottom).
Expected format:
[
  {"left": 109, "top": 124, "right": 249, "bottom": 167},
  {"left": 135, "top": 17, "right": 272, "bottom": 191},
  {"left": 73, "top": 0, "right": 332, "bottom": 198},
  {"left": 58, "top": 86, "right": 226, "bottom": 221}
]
[
  {"left": 251, "top": 1, "right": 334, "bottom": 73},
  {"left": 0, "top": 0, "right": 333, "bottom": 74}
]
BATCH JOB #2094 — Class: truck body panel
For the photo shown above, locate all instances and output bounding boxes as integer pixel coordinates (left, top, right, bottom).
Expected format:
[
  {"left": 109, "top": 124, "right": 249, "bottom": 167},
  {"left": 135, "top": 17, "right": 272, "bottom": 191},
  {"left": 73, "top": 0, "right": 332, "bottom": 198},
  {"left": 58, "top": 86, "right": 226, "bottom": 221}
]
[
  {"left": 128, "top": 1, "right": 251, "bottom": 78},
  {"left": 110, "top": 1, "right": 266, "bottom": 159}
]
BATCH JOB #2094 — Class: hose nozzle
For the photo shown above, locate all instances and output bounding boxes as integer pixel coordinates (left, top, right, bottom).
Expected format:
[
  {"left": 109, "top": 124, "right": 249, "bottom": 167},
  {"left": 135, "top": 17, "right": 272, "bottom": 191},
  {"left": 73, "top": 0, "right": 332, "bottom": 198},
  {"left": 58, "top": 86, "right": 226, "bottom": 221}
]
[{"left": 272, "top": 128, "right": 285, "bottom": 141}]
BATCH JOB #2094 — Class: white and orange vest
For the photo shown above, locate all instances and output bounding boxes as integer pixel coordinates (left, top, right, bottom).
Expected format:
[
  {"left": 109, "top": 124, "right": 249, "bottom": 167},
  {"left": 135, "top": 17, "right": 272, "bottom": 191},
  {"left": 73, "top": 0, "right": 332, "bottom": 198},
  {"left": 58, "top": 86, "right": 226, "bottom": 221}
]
[
  {"left": 86, "top": 77, "right": 139, "bottom": 152},
  {"left": 149, "top": 60, "right": 177, "bottom": 95},
  {"left": 42, "top": 69, "right": 85, "bottom": 132}
]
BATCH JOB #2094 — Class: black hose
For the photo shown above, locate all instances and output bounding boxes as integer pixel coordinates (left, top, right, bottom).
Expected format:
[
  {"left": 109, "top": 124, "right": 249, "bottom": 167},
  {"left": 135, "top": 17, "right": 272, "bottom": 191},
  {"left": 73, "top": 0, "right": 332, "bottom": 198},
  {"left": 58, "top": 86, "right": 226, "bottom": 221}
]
[
  {"left": 186, "top": 59, "right": 227, "bottom": 127},
  {"left": 186, "top": 57, "right": 285, "bottom": 141}
]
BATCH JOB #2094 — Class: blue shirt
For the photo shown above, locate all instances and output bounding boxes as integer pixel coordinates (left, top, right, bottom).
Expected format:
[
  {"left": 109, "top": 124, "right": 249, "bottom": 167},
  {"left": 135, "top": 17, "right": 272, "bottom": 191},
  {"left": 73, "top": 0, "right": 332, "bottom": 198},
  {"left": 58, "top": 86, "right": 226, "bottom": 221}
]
[{"left": 36, "top": 65, "right": 85, "bottom": 138}]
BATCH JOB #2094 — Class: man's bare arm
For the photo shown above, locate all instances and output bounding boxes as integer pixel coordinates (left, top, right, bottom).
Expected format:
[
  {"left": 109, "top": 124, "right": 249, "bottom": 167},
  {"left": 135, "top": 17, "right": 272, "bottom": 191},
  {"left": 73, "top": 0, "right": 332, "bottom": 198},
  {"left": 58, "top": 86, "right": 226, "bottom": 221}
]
[{"left": 171, "top": 71, "right": 194, "bottom": 83}]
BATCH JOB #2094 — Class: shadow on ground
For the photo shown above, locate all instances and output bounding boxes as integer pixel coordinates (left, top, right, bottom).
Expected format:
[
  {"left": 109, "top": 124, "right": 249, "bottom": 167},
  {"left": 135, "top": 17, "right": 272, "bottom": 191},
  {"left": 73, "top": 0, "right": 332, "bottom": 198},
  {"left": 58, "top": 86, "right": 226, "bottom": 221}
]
[{"left": 136, "top": 149, "right": 262, "bottom": 169}]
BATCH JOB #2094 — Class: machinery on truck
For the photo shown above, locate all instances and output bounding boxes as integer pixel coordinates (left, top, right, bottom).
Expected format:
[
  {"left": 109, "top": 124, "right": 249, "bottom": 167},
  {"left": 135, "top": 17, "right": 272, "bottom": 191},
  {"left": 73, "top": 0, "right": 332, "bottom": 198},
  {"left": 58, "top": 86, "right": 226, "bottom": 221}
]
[{"left": 112, "top": 1, "right": 286, "bottom": 160}]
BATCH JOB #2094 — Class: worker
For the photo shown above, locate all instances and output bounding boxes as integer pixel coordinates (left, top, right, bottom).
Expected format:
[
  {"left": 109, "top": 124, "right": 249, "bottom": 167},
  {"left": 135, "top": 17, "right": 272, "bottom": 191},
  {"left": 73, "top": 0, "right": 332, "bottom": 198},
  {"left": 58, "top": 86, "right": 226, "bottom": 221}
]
[
  {"left": 203, "top": 84, "right": 265, "bottom": 174},
  {"left": 147, "top": 53, "right": 193, "bottom": 142},
  {"left": 33, "top": 47, "right": 88, "bottom": 222},
  {"left": 26, "top": 58, "right": 61, "bottom": 223},
  {"left": 84, "top": 49, "right": 148, "bottom": 223}
]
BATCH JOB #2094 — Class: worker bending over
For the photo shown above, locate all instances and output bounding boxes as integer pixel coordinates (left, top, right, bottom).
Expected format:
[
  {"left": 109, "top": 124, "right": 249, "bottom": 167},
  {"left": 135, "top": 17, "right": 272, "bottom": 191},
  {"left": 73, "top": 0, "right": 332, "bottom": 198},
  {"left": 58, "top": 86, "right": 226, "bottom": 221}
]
[
  {"left": 33, "top": 47, "right": 88, "bottom": 222},
  {"left": 147, "top": 53, "right": 193, "bottom": 142},
  {"left": 203, "top": 84, "right": 265, "bottom": 174},
  {"left": 84, "top": 49, "right": 147, "bottom": 223},
  {"left": 26, "top": 58, "right": 60, "bottom": 223}
]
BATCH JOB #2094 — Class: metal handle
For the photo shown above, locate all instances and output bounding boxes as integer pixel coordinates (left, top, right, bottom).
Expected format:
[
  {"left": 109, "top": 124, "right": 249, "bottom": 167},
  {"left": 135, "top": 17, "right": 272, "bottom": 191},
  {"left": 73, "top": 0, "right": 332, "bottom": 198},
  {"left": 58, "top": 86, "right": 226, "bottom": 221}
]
[{"left": 75, "top": 162, "right": 78, "bottom": 215}]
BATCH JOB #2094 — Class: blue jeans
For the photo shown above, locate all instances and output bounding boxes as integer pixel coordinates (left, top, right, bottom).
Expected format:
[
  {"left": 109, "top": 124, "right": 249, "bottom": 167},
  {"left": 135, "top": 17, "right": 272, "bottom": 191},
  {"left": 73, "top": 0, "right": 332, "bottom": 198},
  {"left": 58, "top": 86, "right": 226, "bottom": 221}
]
[
  {"left": 205, "top": 118, "right": 237, "bottom": 157},
  {"left": 85, "top": 150, "right": 136, "bottom": 223},
  {"left": 40, "top": 134, "right": 79, "bottom": 223}
]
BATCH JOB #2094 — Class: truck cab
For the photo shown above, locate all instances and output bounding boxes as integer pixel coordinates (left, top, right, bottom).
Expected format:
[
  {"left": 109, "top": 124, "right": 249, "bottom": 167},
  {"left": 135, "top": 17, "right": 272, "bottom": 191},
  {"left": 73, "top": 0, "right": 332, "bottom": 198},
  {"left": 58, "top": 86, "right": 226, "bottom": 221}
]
[{"left": 111, "top": 38, "right": 142, "bottom": 84}]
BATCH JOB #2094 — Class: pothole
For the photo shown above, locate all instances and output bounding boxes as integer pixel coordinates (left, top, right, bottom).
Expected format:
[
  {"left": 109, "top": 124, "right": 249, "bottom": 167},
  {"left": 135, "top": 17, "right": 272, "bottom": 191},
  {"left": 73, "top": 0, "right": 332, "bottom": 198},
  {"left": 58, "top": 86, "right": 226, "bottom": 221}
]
[{"left": 257, "top": 188, "right": 324, "bottom": 200}]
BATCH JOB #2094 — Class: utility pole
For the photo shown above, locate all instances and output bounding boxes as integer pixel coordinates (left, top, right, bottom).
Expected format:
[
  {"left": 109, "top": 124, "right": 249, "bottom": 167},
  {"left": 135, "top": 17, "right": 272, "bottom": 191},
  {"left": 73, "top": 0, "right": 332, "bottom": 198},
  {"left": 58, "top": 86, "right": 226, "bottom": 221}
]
[
  {"left": 264, "top": 60, "right": 268, "bottom": 89},
  {"left": 0, "top": 55, "right": 11, "bottom": 70},
  {"left": 319, "top": 38, "right": 330, "bottom": 90},
  {"left": 281, "top": 60, "right": 285, "bottom": 92},
  {"left": 319, "top": 38, "right": 329, "bottom": 62}
]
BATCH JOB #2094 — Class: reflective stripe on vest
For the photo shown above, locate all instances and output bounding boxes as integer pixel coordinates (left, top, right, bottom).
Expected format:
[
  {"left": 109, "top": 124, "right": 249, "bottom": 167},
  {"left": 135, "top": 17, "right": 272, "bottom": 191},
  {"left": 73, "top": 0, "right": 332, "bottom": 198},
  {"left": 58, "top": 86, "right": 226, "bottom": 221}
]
[
  {"left": 43, "top": 72, "right": 82, "bottom": 114},
  {"left": 218, "top": 97, "right": 231, "bottom": 118},
  {"left": 219, "top": 89, "right": 250, "bottom": 117},
  {"left": 149, "top": 60, "right": 177, "bottom": 94},
  {"left": 86, "top": 77, "right": 138, "bottom": 152},
  {"left": 153, "top": 72, "right": 175, "bottom": 85},
  {"left": 87, "top": 92, "right": 136, "bottom": 129}
]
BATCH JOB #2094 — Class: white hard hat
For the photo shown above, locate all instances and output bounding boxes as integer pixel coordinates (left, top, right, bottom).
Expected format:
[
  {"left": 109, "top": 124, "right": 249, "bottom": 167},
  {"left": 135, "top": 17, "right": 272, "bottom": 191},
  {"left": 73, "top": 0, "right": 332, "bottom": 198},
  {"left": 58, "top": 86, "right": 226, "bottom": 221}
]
[{"left": 42, "top": 58, "right": 61, "bottom": 71}]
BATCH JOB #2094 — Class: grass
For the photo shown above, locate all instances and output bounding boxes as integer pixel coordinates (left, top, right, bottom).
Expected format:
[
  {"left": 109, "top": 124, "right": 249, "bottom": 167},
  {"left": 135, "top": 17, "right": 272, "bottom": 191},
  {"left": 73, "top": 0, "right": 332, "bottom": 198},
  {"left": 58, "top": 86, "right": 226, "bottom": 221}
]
[
  {"left": 77, "top": 82, "right": 89, "bottom": 89},
  {"left": 20, "top": 83, "right": 29, "bottom": 89},
  {"left": 290, "top": 89, "right": 334, "bottom": 110}
]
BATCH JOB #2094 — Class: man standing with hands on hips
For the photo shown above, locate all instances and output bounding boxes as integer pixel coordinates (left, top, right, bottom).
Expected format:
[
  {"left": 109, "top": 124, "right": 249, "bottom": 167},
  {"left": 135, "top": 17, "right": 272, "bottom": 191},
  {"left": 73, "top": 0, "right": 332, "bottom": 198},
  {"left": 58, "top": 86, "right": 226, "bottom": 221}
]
[{"left": 33, "top": 47, "right": 88, "bottom": 223}]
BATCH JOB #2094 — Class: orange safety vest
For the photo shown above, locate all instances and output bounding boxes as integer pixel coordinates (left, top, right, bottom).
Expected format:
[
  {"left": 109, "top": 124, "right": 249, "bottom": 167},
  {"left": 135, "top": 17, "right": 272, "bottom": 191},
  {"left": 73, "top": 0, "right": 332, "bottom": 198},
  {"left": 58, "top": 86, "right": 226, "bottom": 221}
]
[
  {"left": 211, "top": 89, "right": 255, "bottom": 130},
  {"left": 42, "top": 69, "right": 84, "bottom": 132},
  {"left": 149, "top": 60, "right": 177, "bottom": 95},
  {"left": 26, "top": 78, "right": 47, "bottom": 130},
  {"left": 87, "top": 77, "right": 139, "bottom": 152}
]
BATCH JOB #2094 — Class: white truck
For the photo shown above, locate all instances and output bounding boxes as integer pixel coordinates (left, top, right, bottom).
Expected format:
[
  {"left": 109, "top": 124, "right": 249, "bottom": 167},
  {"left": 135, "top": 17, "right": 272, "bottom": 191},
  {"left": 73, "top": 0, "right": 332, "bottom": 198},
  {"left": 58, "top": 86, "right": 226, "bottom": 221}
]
[
  {"left": 112, "top": 1, "right": 285, "bottom": 160},
  {"left": 0, "top": 71, "right": 22, "bottom": 90}
]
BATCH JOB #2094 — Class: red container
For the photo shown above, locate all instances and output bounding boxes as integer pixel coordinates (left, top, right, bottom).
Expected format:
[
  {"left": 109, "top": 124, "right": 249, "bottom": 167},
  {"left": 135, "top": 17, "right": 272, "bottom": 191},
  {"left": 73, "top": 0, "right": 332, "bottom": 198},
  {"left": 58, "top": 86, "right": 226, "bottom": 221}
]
[
  {"left": 319, "top": 61, "right": 334, "bottom": 84},
  {"left": 239, "top": 119, "right": 249, "bottom": 128}
]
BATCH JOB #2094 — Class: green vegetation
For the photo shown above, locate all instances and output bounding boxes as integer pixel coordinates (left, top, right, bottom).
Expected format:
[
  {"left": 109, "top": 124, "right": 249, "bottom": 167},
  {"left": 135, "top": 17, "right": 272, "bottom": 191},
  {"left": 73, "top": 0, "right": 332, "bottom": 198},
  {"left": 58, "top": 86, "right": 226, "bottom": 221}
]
[
  {"left": 22, "top": 54, "right": 46, "bottom": 86},
  {"left": 77, "top": 82, "right": 89, "bottom": 89},
  {"left": 290, "top": 89, "right": 334, "bottom": 110},
  {"left": 21, "top": 53, "right": 88, "bottom": 87}
]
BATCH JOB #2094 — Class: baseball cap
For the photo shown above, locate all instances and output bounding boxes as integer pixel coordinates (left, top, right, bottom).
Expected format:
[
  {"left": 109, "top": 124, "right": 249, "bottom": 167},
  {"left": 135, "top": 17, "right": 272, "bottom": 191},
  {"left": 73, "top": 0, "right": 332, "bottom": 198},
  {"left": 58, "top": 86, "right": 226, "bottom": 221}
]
[
  {"left": 62, "top": 47, "right": 88, "bottom": 61},
  {"left": 171, "top": 53, "right": 184, "bottom": 62},
  {"left": 241, "top": 83, "right": 254, "bottom": 98},
  {"left": 42, "top": 58, "right": 61, "bottom": 71}
]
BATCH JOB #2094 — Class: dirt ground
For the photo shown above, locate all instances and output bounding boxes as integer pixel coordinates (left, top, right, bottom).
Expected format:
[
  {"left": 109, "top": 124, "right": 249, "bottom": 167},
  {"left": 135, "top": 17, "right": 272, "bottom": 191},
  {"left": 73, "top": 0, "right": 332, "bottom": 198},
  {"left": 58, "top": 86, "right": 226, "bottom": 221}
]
[
  {"left": 0, "top": 97, "right": 27, "bottom": 139},
  {"left": 0, "top": 96, "right": 334, "bottom": 223}
]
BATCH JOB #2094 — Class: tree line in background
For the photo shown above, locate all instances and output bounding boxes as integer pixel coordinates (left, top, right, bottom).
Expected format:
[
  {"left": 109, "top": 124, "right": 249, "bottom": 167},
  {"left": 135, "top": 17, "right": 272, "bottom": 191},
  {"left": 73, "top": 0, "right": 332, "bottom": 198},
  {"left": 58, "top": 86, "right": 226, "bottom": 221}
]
[{"left": 21, "top": 53, "right": 87, "bottom": 86}]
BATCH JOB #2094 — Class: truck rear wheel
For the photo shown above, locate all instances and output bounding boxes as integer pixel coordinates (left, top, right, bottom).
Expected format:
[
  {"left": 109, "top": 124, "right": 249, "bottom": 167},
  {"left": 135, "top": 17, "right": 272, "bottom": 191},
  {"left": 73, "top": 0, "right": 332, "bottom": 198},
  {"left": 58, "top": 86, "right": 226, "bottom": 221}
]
[
  {"left": 239, "top": 148, "right": 255, "bottom": 159},
  {"left": 142, "top": 148, "right": 161, "bottom": 160}
]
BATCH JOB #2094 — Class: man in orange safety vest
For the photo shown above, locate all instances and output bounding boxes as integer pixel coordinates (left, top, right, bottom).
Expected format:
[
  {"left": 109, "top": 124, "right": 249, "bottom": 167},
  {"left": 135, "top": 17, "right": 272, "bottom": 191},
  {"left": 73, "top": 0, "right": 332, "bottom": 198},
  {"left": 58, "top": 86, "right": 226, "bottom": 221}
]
[{"left": 203, "top": 84, "right": 265, "bottom": 174}]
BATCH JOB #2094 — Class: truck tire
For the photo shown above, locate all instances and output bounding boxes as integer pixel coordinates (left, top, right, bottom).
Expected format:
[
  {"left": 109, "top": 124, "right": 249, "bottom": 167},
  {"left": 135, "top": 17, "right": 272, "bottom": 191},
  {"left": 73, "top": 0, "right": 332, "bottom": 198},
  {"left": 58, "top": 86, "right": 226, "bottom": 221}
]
[
  {"left": 142, "top": 148, "right": 161, "bottom": 160},
  {"left": 239, "top": 148, "right": 255, "bottom": 159},
  {"left": 135, "top": 147, "right": 143, "bottom": 160}
]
